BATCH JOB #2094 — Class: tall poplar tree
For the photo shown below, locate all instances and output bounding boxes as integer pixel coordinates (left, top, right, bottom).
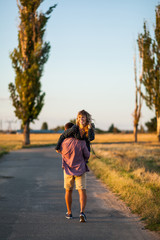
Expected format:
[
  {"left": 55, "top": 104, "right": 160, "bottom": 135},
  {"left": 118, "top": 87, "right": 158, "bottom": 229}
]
[
  {"left": 9, "top": 0, "right": 56, "bottom": 145},
  {"left": 138, "top": 5, "right": 160, "bottom": 141}
]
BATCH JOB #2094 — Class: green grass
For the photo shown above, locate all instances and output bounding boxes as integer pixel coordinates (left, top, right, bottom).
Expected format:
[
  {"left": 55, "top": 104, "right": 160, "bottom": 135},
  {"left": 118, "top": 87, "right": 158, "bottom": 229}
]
[
  {"left": 0, "top": 150, "right": 8, "bottom": 158},
  {"left": 0, "top": 145, "right": 20, "bottom": 158}
]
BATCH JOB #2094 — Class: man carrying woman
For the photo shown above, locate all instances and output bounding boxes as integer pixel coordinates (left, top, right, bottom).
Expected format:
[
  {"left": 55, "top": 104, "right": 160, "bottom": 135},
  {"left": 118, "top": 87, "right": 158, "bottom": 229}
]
[{"left": 56, "top": 110, "right": 95, "bottom": 222}]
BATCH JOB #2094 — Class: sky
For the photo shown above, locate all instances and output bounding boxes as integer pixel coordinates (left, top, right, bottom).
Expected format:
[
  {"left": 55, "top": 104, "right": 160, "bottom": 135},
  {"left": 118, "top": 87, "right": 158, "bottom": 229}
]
[{"left": 0, "top": 0, "right": 159, "bottom": 131}]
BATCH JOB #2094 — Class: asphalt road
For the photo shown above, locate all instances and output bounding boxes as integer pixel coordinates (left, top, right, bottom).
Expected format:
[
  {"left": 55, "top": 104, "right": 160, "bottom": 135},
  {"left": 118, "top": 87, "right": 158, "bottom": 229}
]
[{"left": 0, "top": 147, "right": 159, "bottom": 240}]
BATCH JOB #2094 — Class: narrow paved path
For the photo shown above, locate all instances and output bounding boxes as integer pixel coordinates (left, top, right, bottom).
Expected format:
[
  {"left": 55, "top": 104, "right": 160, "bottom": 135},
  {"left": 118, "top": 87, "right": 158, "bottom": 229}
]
[{"left": 0, "top": 147, "right": 159, "bottom": 240}]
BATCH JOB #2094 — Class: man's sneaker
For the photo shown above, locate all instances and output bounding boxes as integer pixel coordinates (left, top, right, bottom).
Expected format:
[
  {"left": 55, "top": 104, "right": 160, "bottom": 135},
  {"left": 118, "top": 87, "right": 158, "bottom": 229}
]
[
  {"left": 66, "top": 212, "right": 73, "bottom": 219},
  {"left": 79, "top": 212, "right": 87, "bottom": 222}
]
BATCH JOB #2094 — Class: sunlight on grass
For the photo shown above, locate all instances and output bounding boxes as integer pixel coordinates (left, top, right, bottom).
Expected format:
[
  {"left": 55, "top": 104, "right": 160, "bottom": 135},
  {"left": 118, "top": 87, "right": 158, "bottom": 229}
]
[
  {"left": 89, "top": 142, "right": 160, "bottom": 231},
  {"left": 0, "top": 133, "right": 60, "bottom": 155},
  {"left": 94, "top": 133, "right": 157, "bottom": 143}
]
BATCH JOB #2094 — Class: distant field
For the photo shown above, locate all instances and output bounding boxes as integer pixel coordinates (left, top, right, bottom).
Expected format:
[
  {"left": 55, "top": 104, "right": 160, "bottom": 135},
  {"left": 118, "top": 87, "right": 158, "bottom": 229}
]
[
  {"left": 94, "top": 133, "right": 158, "bottom": 143},
  {"left": 0, "top": 133, "right": 60, "bottom": 156},
  {"left": 0, "top": 132, "right": 158, "bottom": 151},
  {"left": 0, "top": 131, "right": 158, "bottom": 158}
]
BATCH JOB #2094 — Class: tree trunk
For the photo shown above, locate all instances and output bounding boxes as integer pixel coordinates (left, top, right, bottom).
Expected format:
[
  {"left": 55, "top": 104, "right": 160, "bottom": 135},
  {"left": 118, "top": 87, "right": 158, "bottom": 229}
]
[
  {"left": 157, "top": 112, "right": 160, "bottom": 142},
  {"left": 134, "top": 124, "right": 138, "bottom": 143},
  {"left": 23, "top": 121, "right": 30, "bottom": 145}
]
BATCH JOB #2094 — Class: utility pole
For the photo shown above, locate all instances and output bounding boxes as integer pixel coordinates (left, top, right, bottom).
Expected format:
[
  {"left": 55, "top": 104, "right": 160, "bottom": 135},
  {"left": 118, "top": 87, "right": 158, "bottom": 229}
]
[
  {"left": 5, "top": 120, "right": 16, "bottom": 132},
  {"left": 0, "top": 120, "right": 2, "bottom": 131}
]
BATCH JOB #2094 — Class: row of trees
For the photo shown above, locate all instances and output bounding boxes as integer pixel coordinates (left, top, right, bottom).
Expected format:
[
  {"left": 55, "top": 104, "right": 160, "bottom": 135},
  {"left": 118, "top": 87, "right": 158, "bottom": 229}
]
[
  {"left": 41, "top": 119, "right": 156, "bottom": 133},
  {"left": 133, "top": 4, "right": 160, "bottom": 142}
]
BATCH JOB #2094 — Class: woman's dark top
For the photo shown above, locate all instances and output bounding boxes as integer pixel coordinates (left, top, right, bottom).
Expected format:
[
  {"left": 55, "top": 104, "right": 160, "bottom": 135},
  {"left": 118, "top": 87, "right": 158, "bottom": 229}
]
[{"left": 55, "top": 124, "right": 95, "bottom": 152}]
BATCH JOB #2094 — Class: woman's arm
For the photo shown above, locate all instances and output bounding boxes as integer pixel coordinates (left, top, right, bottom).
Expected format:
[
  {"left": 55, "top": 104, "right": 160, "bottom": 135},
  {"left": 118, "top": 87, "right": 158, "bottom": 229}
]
[
  {"left": 88, "top": 123, "right": 95, "bottom": 141},
  {"left": 55, "top": 125, "right": 78, "bottom": 150}
]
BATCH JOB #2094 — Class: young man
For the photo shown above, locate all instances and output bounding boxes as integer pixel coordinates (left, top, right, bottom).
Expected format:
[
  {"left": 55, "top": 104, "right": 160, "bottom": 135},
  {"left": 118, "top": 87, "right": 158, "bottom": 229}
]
[{"left": 56, "top": 122, "right": 90, "bottom": 222}]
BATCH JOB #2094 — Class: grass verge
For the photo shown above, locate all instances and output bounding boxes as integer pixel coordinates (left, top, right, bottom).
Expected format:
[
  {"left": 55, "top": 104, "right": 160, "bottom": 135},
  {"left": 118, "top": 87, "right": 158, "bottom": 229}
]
[
  {"left": 89, "top": 143, "right": 160, "bottom": 231},
  {"left": 0, "top": 133, "right": 60, "bottom": 157}
]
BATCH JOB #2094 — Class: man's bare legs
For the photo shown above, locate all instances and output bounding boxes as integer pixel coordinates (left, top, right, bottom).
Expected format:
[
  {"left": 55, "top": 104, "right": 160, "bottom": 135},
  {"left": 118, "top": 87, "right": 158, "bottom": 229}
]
[
  {"left": 65, "top": 188, "right": 87, "bottom": 222},
  {"left": 65, "top": 189, "right": 72, "bottom": 214},
  {"left": 78, "top": 189, "right": 87, "bottom": 213},
  {"left": 78, "top": 189, "right": 87, "bottom": 222},
  {"left": 65, "top": 189, "right": 87, "bottom": 213}
]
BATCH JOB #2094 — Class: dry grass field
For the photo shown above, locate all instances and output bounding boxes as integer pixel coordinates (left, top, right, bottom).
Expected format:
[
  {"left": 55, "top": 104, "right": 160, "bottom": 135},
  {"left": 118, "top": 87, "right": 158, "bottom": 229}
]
[
  {"left": 89, "top": 139, "right": 160, "bottom": 231},
  {"left": 0, "top": 132, "right": 158, "bottom": 156},
  {"left": 0, "top": 132, "right": 159, "bottom": 230},
  {"left": 94, "top": 133, "right": 158, "bottom": 143},
  {"left": 0, "top": 133, "right": 60, "bottom": 155}
]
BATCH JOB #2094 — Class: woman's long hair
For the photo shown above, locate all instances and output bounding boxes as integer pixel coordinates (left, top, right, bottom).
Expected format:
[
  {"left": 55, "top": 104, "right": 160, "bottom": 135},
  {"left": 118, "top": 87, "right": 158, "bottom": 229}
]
[{"left": 76, "top": 110, "right": 92, "bottom": 136}]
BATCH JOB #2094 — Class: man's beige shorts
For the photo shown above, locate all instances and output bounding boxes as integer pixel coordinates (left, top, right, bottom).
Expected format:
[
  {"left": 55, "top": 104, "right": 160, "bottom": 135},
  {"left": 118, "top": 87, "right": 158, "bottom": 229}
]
[{"left": 64, "top": 171, "right": 86, "bottom": 190}]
